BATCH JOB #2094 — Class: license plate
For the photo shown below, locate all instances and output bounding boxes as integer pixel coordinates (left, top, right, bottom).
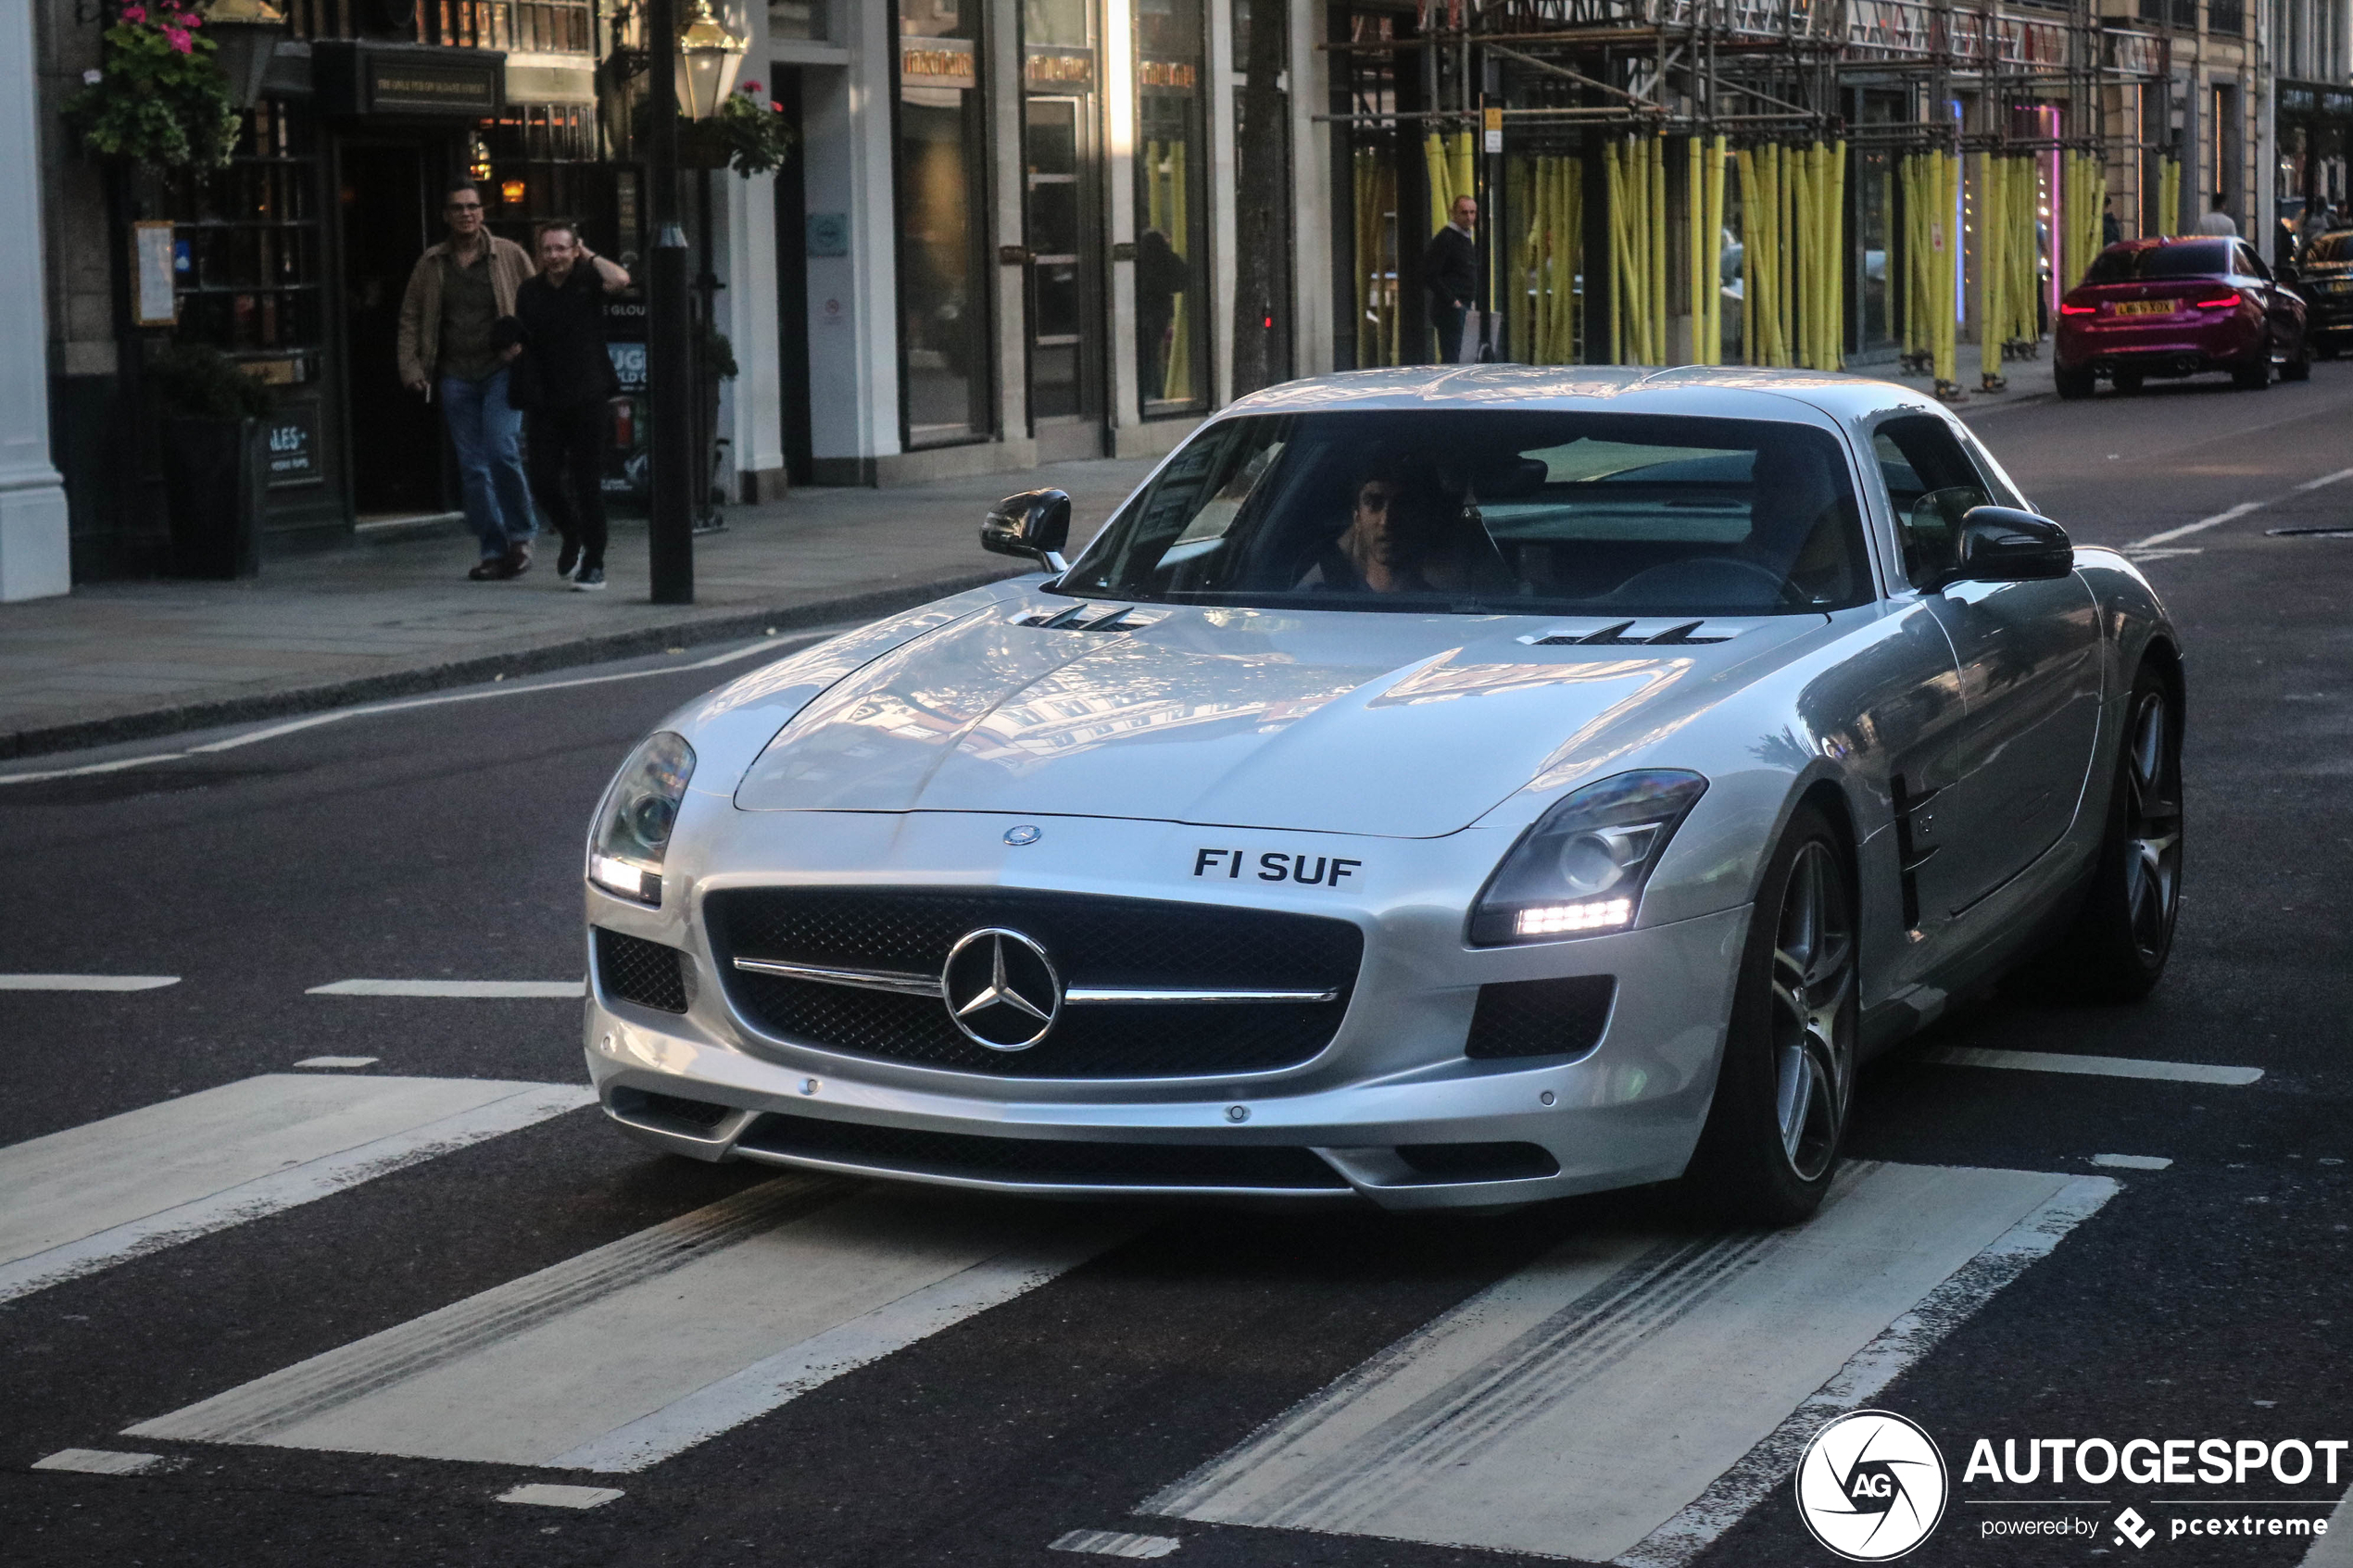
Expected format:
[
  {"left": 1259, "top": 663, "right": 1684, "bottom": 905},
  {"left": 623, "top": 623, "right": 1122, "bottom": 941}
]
[{"left": 2112, "top": 299, "right": 2171, "bottom": 317}]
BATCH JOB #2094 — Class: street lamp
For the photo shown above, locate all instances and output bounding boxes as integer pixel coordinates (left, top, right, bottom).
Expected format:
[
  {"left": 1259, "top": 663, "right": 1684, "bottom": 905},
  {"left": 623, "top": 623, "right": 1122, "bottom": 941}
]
[
  {"left": 642, "top": 0, "right": 741, "bottom": 604},
  {"left": 201, "top": 0, "right": 288, "bottom": 110}
]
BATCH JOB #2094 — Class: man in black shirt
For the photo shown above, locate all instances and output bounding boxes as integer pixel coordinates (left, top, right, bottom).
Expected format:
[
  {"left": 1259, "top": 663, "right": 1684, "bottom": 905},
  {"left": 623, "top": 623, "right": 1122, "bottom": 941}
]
[
  {"left": 1423, "top": 194, "right": 1480, "bottom": 364},
  {"left": 512, "top": 220, "right": 631, "bottom": 589}
]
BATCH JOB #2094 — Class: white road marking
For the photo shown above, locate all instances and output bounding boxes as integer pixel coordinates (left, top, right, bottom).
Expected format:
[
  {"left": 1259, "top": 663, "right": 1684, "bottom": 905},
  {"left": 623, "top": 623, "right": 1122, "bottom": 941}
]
[
  {"left": 31, "top": 1449, "right": 171, "bottom": 1476},
  {"left": 497, "top": 1484, "right": 625, "bottom": 1510},
  {"left": 1924, "top": 1046, "right": 2263, "bottom": 1085},
  {"left": 130, "top": 1181, "right": 1141, "bottom": 1471},
  {"left": 0, "top": 1075, "right": 593, "bottom": 1304},
  {"left": 2301, "top": 1487, "right": 2353, "bottom": 1566},
  {"left": 1050, "top": 1530, "right": 1183, "bottom": 1559},
  {"left": 2129, "top": 466, "right": 2353, "bottom": 549},
  {"left": 293, "top": 1057, "right": 380, "bottom": 1069},
  {"left": 0, "top": 629, "right": 839, "bottom": 788},
  {"left": 1147, "top": 1162, "right": 2113, "bottom": 1566},
  {"left": 0, "top": 974, "right": 180, "bottom": 992},
  {"left": 2092, "top": 1153, "right": 2174, "bottom": 1170},
  {"left": 306, "top": 980, "right": 585, "bottom": 999}
]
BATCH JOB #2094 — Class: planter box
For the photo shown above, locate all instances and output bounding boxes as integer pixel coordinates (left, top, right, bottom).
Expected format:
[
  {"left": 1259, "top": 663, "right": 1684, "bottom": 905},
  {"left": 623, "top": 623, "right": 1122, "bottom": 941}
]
[{"left": 158, "top": 416, "right": 264, "bottom": 580}]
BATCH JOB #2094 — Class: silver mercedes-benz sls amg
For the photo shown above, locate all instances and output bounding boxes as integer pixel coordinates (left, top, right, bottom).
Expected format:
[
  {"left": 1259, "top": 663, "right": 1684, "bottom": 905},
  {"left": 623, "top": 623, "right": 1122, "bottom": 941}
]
[{"left": 581, "top": 366, "right": 2183, "bottom": 1223}]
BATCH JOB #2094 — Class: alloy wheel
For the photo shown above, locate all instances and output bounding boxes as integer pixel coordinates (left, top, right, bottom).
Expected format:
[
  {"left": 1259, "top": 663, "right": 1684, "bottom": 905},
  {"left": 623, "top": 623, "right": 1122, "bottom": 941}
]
[
  {"left": 1769, "top": 842, "right": 1855, "bottom": 1182},
  {"left": 2121, "top": 691, "right": 2183, "bottom": 963}
]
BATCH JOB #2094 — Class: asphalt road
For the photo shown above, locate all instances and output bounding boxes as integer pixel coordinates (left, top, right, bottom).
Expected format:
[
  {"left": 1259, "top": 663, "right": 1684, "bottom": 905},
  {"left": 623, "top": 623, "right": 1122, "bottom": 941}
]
[{"left": 4, "top": 366, "right": 2351, "bottom": 1568}]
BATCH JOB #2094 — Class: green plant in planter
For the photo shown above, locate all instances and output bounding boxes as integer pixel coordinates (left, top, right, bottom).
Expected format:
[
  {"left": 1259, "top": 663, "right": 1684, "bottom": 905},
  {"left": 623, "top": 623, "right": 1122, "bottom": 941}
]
[
  {"left": 147, "top": 342, "right": 275, "bottom": 420},
  {"left": 64, "top": 0, "right": 242, "bottom": 171},
  {"left": 711, "top": 82, "right": 796, "bottom": 177}
]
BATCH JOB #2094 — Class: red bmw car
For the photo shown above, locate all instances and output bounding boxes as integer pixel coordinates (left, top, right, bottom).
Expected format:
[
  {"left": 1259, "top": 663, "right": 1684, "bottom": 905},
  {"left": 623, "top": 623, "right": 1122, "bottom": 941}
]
[{"left": 2055, "top": 235, "right": 2310, "bottom": 397}]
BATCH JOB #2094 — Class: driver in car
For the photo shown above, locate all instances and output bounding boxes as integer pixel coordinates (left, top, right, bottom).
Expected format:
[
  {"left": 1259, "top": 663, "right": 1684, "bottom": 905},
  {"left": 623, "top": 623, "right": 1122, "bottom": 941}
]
[{"left": 1297, "top": 468, "right": 1512, "bottom": 595}]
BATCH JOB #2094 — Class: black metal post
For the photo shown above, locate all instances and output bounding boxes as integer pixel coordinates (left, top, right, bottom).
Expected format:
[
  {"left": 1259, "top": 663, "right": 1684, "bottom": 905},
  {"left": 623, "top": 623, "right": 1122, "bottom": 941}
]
[{"left": 646, "top": 0, "right": 694, "bottom": 603}]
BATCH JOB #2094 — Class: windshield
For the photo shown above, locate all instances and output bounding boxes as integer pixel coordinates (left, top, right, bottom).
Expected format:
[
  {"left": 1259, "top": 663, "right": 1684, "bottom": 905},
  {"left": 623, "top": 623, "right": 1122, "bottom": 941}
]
[
  {"left": 2310, "top": 232, "right": 2353, "bottom": 262},
  {"left": 2084, "top": 240, "right": 2234, "bottom": 282},
  {"left": 1055, "top": 409, "right": 1872, "bottom": 616}
]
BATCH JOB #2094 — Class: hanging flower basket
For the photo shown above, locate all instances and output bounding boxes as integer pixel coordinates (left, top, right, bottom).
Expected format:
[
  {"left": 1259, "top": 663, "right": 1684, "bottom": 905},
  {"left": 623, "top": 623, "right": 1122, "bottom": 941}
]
[{"left": 63, "top": 0, "right": 242, "bottom": 171}]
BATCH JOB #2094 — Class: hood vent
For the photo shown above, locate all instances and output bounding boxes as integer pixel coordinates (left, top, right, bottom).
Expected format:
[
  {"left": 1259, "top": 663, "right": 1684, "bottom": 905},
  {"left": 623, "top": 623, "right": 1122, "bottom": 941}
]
[
  {"left": 1013, "top": 602, "right": 1166, "bottom": 633},
  {"left": 1521, "top": 619, "right": 1741, "bottom": 647}
]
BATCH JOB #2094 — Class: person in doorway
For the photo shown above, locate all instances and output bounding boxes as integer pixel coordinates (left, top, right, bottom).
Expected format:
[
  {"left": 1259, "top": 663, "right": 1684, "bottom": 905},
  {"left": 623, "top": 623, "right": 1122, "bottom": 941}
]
[
  {"left": 2195, "top": 193, "right": 2238, "bottom": 236},
  {"left": 1134, "top": 228, "right": 1188, "bottom": 404},
  {"left": 511, "top": 220, "right": 630, "bottom": 592},
  {"left": 1424, "top": 194, "right": 1479, "bottom": 364},
  {"left": 396, "top": 180, "right": 539, "bottom": 580},
  {"left": 2101, "top": 195, "right": 2122, "bottom": 247}
]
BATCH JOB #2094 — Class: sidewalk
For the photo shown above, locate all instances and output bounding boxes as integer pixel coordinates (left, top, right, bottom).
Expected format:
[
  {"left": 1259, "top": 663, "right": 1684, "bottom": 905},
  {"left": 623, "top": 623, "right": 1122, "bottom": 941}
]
[
  {"left": 0, "top": 356, "right": 2058, "bottom": 762},
  {"left": 0, "top": 456, "right": 1158, "bottom": 760}
]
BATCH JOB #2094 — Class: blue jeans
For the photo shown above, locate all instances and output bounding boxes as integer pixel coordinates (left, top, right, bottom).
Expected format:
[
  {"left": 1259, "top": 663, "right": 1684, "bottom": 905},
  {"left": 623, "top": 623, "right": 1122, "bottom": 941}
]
[{"left": 440, "top": 368, "right": 537, "bottom": 558}]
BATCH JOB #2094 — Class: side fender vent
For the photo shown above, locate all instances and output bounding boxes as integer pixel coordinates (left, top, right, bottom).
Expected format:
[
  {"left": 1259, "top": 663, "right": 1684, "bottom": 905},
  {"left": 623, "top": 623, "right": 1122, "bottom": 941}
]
[{"left": 1013, "top": 603, "right": 1166, "bottom": 633}]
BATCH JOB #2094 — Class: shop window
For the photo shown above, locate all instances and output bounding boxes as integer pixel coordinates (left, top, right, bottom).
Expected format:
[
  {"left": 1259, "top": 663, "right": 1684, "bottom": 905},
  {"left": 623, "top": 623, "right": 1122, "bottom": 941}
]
[
  {"left": 1135, "top": 0, "right": 1206, "bottom": 415},
  {"left": 770, "top": 0, "right": 825, "bottom": 41},
  {"left": 897, "top": 0, "right": 994, "bottom": 445},
  {"left": 168, "top": 100, "right": 324, "bottom": 384}
]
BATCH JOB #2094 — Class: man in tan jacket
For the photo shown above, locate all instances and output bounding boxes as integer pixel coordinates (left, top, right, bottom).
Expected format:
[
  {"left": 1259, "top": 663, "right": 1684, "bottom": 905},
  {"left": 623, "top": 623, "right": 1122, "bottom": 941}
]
[{"left": 397, "top": 180, "right": 540, "bottom": 579}]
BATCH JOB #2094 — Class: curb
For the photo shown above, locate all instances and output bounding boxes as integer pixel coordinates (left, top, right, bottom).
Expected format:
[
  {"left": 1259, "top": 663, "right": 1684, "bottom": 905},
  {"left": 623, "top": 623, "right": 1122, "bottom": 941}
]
[{"left": 0, "top": 567, "right": 1023, "bottom": 764}]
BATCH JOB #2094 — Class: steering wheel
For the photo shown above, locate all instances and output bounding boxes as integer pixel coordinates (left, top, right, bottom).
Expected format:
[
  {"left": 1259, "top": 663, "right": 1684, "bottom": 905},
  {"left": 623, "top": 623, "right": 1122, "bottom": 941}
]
[{"left": 1607, "top": 555, "right": 1811, "bottom": 608}]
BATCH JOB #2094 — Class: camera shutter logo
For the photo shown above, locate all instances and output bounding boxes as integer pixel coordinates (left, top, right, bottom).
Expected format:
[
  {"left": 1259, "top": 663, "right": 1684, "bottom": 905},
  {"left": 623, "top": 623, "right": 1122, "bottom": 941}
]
[{"left": 1794, "top": 1410, "right": 1949, "bottom": 1561}]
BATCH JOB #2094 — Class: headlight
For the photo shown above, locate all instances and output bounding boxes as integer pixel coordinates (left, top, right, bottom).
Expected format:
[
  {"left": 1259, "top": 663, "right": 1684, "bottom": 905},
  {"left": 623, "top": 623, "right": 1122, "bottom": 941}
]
[
  {"left": 587, "top": 731, "right": 696, "bottom": 905},
  {"left": 1468, "top": 770, "right": 1708, "bottom": 945}
]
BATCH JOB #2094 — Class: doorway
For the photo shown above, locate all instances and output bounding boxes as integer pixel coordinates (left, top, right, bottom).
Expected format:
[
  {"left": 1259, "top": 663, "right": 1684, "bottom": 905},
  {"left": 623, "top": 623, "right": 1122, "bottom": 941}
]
[
  {"left": 771, "top": 69, "right": 813, "bottom": 488},
  {"left": 339, "top": 139, "right": 451, "bottom": 519},
  {"left": 1025, "top": 93, "right": 1102, "bottom": 456}
]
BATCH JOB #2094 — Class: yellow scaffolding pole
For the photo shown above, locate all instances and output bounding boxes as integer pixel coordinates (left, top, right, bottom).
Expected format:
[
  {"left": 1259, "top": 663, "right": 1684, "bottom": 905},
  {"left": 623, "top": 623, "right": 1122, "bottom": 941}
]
[{"left": 1705, "top": 135, "right": 1727, "bottom": 364}]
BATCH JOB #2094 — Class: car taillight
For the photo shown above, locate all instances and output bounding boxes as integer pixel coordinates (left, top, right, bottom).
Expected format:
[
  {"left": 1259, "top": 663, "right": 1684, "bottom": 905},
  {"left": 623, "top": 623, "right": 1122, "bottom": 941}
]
[
  {"left": 2058, "top": 299, "right": 2096, "bottom": 315},
  {"left": 2192, "top": 292, "right": 2242, "bottom": 309}
]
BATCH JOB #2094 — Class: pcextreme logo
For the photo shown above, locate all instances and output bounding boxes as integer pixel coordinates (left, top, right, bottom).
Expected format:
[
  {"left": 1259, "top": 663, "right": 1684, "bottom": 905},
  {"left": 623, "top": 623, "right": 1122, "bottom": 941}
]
[{"left": 1795, "top": 1410, "right": 1952, "bottom": 1561}]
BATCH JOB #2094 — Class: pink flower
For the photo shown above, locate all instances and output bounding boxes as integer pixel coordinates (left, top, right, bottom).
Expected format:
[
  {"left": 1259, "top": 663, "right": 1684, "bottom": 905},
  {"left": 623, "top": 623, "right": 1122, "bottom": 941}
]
[
  {"left": 182, "top": 12, "right": 202, "bottom": 24},
  {"left": 120, "top": 5, "right": 146, "bottom": 20},
  {"left": 739, "top": 79, "right": 761, "bottom": 94},
  {"left": 769, "top": 101, "right": 783, "bottom": 113},
  {"left": 163, "top": 25, "right": 191, "bottom": 49}
]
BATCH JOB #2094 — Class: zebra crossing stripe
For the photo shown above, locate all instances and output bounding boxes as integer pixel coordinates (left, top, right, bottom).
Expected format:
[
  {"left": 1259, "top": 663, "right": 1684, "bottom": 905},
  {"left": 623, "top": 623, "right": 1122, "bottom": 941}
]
[
  {"left": 1145, "top": 1162, "right": 2115, "bottom": 1565},
  {"left": 0, "top": 1074, "right": 594, "bottom": 1305},
  {"left": 129, "top": 1183, "right": 1141, "bottom": 1471}
]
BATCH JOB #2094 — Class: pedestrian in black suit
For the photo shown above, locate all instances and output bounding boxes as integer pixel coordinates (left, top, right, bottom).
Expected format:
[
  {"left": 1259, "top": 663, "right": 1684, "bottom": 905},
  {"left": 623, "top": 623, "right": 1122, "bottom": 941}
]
[
  {"left": 510, "top": 220, "right": 631, "bottom": 590},
  {"left": 1423, "top": 194, "right": 1480, "bottom": 364}
]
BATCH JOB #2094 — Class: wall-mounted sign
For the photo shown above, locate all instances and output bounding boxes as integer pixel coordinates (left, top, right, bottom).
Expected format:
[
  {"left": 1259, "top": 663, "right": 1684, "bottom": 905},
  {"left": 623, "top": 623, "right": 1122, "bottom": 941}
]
[
  {"left": 607, "top": 340, "right": 648, "bottom": 394},
  {"left": 1139, "top": 58, "right": 1197, "bottom": 90},
  {"left": 132, "top": 221, "right": 178, "bottom": 327},
  {"left": 263, "top": 405, "right": 321, "bottom": 489},
  {"left": 1483, "top": 106, "right": 1504, "bottom": 154},
  {"left": 806, "top": 212, "right": 849, "bottom": 257},
  {"left": 1026, "top": 49, "right": 1092, "bottom": 88},
  {"left": 900, "top": 39, "right": 975, "bottom": 90},
  {"left": 314, "top": 43, "right": 506, "bottom": 119}
]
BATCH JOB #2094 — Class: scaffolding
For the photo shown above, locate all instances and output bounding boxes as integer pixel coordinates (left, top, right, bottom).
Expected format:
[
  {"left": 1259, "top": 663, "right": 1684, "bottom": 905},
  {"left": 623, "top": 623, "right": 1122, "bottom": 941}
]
[{"left": 1325, "top": 0, "right": 2169, "bottom": 397}]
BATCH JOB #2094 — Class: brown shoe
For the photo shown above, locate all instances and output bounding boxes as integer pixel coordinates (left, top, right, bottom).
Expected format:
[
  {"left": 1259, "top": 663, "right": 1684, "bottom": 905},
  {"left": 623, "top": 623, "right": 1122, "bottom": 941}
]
[
  {"left": 468, "top": 558, "right": 504, "bottom": 581},
  {"left": 498, "top": 544, "right": 532, "bottom": 580}
]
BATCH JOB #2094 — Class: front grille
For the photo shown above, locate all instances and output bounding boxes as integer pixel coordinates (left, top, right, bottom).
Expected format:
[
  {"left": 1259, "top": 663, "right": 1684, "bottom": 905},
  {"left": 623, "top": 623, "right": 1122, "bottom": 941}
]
[
  {"left": 1465, "top": 975, "right": 1616, "bottom": 1060},
  {"left": 705, "top": 888, "right": 1363, "bottom": 1078},
  {"left": 595, "top": 927, "right": 691, "bottom": 1014},
  {"left": 737, "top": 1111, "right": 1351, "bottom": 1190}
]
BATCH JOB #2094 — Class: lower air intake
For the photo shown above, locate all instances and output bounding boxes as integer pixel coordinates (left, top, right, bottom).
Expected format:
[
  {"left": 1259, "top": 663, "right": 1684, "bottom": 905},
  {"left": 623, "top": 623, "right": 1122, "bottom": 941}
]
[
  {"left": 1465, "top": 975, "right": 1617, "bottom": 1060},
  {"left": 736, "top": 1113, "right": 1351, "bottom": 1191},
  {"left": 595, "top": 927, "right": 691, "bottom": 1014}
]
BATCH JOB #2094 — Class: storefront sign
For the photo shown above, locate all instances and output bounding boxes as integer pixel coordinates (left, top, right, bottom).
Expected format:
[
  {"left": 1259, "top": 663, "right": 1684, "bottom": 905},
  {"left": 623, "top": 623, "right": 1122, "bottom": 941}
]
[
  {"left": 263, "top": 405, "right": 321, "bottom": 489},
  {"left": 132, "top": 221, "right": 178, "bottom": 327},
  {"left": 901, "top": 40, "right": 975, "bottom": 90},
  {"left": 314, "top": 43, "right": 506, "bottom": 119},
  {"left": 1026, "top": 50, "right": 1092, "bottom": 88},
  {"left": 806, "top": 212, "right": 849, "bottom": 257},
  {"left": 1139, "top": 58, "right": 1197, "bottom": 90}
]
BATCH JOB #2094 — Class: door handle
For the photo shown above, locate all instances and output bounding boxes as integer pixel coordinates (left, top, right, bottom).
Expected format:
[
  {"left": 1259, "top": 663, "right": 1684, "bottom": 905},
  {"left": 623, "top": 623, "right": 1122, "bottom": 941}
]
[{"left": 998, "top": 245, "right": 1033, "bottom": 266}]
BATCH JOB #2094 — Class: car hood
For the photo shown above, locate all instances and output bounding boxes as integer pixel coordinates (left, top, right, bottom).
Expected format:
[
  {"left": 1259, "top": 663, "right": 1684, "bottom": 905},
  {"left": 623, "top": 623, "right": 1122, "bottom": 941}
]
[{"left": 731, "top": 600, "right": 1826, "bottom": 837}]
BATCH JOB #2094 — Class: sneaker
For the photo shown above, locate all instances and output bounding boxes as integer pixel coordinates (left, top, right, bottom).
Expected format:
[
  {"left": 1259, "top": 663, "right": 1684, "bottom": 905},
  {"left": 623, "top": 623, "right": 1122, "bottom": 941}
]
[
  {"left": 555, "top": 539, "right": 580, "bottom": 579},
  {"left": 468, "top": 558, "right": 504, "bottom": 581},
  {"left": 571, "top": 566, "right": 608, "bottom": 591},
  {"left": 498, "top": 544, "right": 532, "bottom": 580}
]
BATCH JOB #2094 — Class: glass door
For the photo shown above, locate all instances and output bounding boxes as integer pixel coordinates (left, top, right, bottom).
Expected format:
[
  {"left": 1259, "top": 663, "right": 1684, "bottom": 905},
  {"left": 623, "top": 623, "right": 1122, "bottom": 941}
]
[{"left": 1023, "top": 0, "right": 1100, "bottom": 445}]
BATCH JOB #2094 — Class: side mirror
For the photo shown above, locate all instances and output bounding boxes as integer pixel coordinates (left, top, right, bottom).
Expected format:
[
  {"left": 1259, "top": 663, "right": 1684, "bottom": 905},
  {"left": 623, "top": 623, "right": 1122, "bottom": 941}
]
[
  {"left": 982, "top": 489, "right": 1072, "bottom": 573},
  {"left": 1952, "top": 506, "right": 2074, "bottom": 583}
]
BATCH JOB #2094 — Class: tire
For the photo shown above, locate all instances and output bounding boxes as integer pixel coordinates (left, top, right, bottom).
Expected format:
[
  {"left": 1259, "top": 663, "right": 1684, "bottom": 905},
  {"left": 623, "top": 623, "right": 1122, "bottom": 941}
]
[
  {"left": 2043, "top": 664, "right": 2183, "bottom": 1002},
  {"left": 2112, "top": 371, "right": 2145, "bottom": 395},
  {"left": 2055, "top": 366, "right": 2095, "bottom": 400},
  {"left": 2283, "top": 342, "right": 2313, "bottom": 382},
  {"left": 1685, "top": 804, "right": 1857, "bottom": 1225},
  {"left": 2232, "top": 357, "right": 2271, "bottom": 390}
]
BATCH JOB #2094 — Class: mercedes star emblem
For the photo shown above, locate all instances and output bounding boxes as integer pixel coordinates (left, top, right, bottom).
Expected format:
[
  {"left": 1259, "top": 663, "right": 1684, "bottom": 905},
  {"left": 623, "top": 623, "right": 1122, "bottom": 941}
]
[
  {"left": 940, "top": 927, "right": 1062, "bottom": 1050},
  {"left": 1003, "top": 824, "right": 1042, "bottom": 847}
]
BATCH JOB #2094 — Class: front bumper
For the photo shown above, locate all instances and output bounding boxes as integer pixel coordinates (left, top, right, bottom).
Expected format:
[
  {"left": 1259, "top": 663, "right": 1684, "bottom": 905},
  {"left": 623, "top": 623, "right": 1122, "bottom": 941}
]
[{"left": 581, "top": 809, "right": 1751, "bottom": 1211}]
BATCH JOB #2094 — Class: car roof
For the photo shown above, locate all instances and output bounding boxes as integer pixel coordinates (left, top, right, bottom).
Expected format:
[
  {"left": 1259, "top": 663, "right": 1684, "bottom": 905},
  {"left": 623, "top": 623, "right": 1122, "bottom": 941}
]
[{"left": 1219, "top": 364, "right": 1942, "bottom": 427}]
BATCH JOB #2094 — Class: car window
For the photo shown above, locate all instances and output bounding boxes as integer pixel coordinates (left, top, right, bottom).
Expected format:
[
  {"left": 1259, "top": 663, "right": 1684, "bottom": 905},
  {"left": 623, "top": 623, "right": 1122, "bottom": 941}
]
[
  {"left": 2237, "top": 245, "right": 2271, "bottom": 281},
  {"left": 1872, "top": 416, "right": 1992, "bottom": 591},
  {"left": 2312, "top": 232, "right": 2353, "bottom": 261},
  {"left": 1055, "top": 410, "right": 1875, "bottom": 615},
  {"left": 2083, "top": 240, "right": 2233, "bottom": 282}
]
